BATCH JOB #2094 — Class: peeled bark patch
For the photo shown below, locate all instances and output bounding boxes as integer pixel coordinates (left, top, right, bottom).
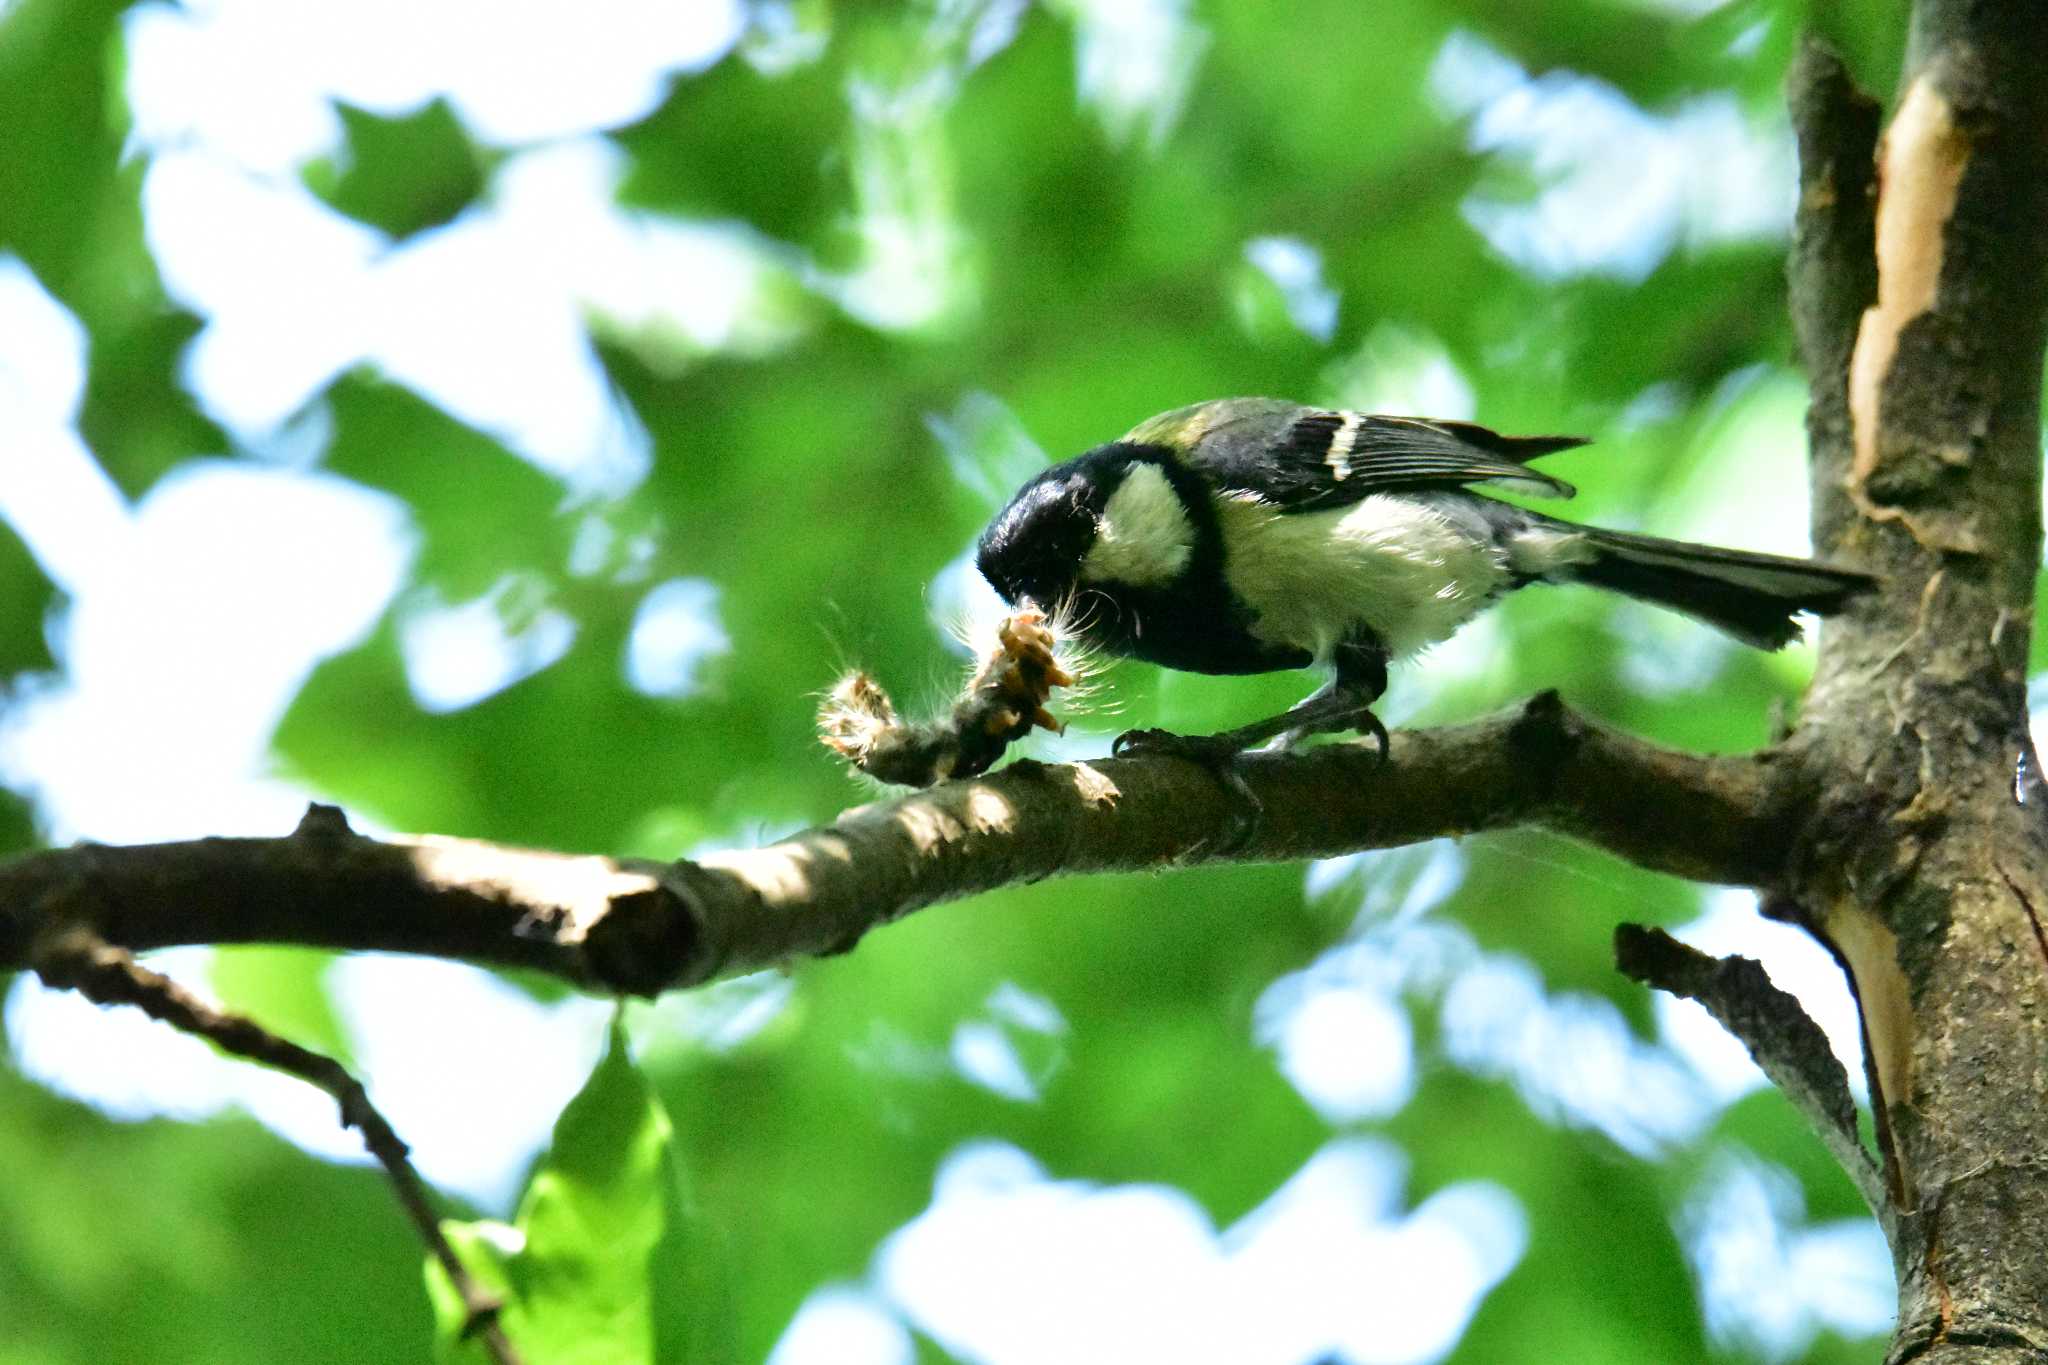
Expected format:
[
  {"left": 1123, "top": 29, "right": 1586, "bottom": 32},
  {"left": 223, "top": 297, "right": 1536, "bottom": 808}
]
[
  {"left": 1825, "top": 899, "right": 1915, "bottom": 1201},
  {"left": 1849, "top": 75, "right": 1971, "bottom": 494}
]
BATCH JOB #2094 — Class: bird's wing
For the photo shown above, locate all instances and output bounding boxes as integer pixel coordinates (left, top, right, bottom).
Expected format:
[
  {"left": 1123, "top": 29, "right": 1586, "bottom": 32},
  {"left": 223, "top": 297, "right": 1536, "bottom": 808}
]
[{"left": 1196, "top": 409, "right": 1587, "bottom": 511}]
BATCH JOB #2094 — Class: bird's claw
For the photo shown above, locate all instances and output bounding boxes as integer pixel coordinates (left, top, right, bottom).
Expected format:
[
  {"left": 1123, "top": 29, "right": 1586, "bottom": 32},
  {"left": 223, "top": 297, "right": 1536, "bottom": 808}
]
[
  {"left": 1356, "top": 709, "right": 1390, "bottom": 764},
  {"left": 1111, "top": 727, "right": 1178, "bottom": 759}
]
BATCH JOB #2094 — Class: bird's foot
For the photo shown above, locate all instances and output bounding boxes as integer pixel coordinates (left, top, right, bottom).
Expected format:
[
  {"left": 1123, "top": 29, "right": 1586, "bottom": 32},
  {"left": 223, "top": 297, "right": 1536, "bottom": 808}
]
[
  {"left": 1111, "top": 728, "right": 1263, "bottom": 852},
  {"left": 1112, "top": 701, "right": 1393, "bottom": 851}
]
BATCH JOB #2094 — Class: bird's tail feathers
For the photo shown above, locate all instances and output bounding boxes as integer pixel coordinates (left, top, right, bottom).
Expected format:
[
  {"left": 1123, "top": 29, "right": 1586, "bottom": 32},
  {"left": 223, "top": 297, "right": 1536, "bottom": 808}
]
[{"left": 1561, "top": 527, "right": 1874, "bottom": 650}]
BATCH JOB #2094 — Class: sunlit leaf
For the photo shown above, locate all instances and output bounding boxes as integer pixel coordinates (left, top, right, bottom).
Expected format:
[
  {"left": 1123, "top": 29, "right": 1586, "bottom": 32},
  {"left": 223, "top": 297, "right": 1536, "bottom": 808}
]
[{"left": 428, "top": 1017, "right": 715, "bottom": 1364}]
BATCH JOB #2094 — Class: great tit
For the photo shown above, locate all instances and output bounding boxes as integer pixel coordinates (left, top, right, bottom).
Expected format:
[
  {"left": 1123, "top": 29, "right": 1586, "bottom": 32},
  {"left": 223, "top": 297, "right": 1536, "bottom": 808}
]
[{"left": 974, "top": 397, "right": 1873, "bottom": 763}]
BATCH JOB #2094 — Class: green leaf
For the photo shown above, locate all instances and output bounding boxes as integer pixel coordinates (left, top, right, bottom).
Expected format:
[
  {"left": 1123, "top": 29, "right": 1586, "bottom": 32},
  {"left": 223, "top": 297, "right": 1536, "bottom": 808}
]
[
  {"left": 423, "top": 1221, "right": 518, "bottom": 1365},
  {"left": 0, "top": 0, "right": 136, "bottom": 302},
  {"left": 0, "top": 513, "right": 54, "bottom": 856},
  {"left": 428, "top": 1016, "right": 725, "bottom": 1365},
  {"left": 0, "top": 0, "right": 220, "bottom": 498},
  {"left": 76, "top": 303, "right": 230, "bottom": 498},
  {"left": 0, "top": 513, "right": 55, "bottom": 678},
  {"left": 307, "top": 100, "right": 490, "bottom": 241},
  {"left": 319, "top": 373, "right": 568, "bottom": 599},
  {"left": 613, "top": 49, "right": 847, "bottom": 245}
]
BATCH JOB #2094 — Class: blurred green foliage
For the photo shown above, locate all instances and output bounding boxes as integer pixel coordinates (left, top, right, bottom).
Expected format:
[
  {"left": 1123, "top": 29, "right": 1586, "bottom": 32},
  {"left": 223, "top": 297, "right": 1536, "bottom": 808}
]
[
  {"left": 306, "top": 100, "right": 492, "bottom": 241},
  {"left": 0, "top": 0, "right": 1915, "bottom": 1362}
]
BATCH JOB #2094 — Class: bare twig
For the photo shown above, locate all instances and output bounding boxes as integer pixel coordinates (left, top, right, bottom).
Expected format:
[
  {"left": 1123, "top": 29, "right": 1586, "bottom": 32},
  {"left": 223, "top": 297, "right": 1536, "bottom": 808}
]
[
  {"left": 1614, "top": 922, "right": 1889, "bottom": 1224},
  {"left": 29, "top": 924, "right": 525, "bottom": 1365}
]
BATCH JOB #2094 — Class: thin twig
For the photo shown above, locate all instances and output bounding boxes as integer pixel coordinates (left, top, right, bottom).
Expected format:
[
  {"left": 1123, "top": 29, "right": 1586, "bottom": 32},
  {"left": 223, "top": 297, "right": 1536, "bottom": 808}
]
[
  {"left": 30, "top": 924, "right": 525, "bottom": 1365},
  {"left": 1614, "top": 922, "right": 1891, "bottom": 1226}
]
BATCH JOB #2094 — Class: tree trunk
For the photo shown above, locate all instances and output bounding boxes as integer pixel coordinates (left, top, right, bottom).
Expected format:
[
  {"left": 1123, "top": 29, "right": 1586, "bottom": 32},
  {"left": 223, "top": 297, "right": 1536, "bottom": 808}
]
[{"left": 1787, "top": 2, "right": 2048, "bottom": 1358}]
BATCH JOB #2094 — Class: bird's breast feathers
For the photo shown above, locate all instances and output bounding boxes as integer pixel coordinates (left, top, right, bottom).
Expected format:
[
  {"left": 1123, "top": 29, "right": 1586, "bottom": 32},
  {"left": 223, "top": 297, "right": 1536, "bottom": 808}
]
[{"left": 1219, "top": 492, "right": 1510, "bottom": 659}]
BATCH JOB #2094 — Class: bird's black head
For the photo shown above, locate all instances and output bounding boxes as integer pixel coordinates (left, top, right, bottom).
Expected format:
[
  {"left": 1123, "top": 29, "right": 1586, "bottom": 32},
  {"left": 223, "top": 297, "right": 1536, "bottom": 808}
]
[{"left": 974, "top": 453, "right": 1114, "bottom": 611}]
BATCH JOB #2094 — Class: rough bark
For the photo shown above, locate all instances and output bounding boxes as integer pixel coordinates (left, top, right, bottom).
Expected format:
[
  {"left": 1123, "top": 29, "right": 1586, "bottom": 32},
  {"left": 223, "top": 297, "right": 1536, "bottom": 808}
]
[{"left": 1784, "top": 5, "right": 2048, "bottom": 1359}]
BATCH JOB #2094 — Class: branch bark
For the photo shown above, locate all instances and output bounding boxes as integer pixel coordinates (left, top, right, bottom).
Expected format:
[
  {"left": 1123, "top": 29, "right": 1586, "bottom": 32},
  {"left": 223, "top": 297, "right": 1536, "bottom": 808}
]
[{"left": 0, "top": 695, "right": 1792, "bottom": 993}]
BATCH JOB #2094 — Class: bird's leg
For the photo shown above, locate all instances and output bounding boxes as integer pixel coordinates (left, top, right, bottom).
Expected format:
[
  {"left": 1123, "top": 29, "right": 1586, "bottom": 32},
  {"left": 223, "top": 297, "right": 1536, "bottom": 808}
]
[
  {"left": 1114, "top": 638, "right": 1389, "bottom": 758},
  {"left": 1269, "top": 641, "right": 1390, "bottom": 757},
  {"left": 1110, "top": 638, "right": 1390, "bottom": 850}
]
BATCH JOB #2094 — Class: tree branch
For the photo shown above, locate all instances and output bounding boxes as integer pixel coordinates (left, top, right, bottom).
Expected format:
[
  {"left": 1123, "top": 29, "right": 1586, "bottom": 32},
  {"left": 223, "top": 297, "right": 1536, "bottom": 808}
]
[
  {"left": 1614, "top": 923, "right": 1888, "bottom": 1223},
  {"left": 29, "top": 923, "right": 524, "bottom": 1365},
  {"left": 0, "top": 695, "right": 1793, "bottom": 995}
]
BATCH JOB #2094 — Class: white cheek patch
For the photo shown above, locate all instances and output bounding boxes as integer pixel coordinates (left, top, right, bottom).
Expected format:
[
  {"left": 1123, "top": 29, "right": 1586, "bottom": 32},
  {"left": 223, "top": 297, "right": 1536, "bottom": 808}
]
[{"left": 1080, "top": 462, "right": 1194, "bottom": 587}]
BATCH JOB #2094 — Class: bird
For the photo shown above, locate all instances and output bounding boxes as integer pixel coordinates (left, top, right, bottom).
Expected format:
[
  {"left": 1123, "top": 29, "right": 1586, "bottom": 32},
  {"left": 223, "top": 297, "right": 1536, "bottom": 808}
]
[{"left": 973, "top": 397, "right": 1873, "bottom": 782}]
